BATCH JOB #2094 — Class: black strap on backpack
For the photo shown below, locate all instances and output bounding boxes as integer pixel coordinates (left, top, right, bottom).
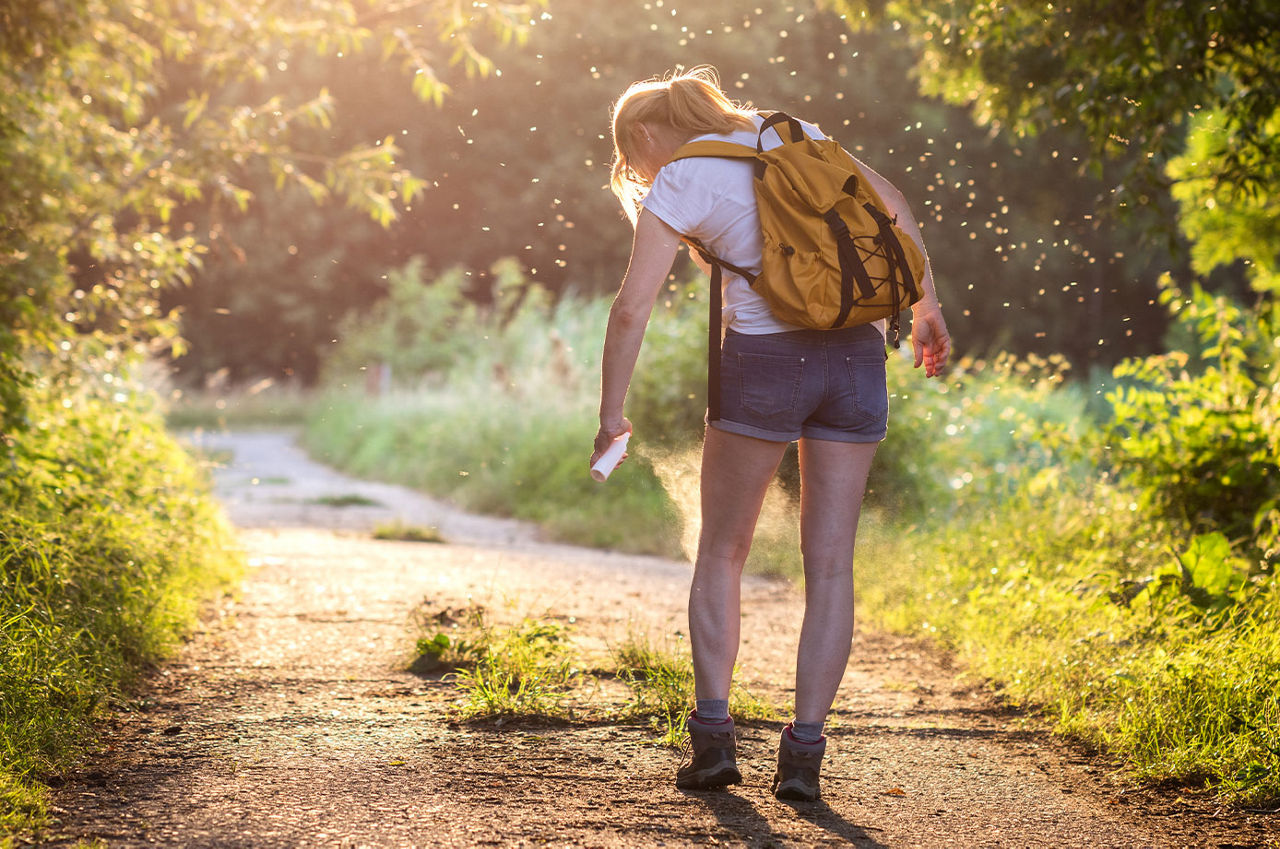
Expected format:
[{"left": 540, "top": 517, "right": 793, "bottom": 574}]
[
  {"left": 685, "top": 239, "right": 757, "bottom": 423},
  {"left": 757, "top": 112, "right": 806, "bottom": 149},
  {"left": 823, "top": 208, "right": 878, "bottom": 330}
]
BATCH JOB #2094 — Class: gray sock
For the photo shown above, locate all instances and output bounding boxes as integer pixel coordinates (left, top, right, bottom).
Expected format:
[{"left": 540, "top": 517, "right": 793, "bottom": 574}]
[
  {"left": 790, "top": 719, "right": 825, "bottom": 744},
  {"left": 695, "top": 699, "right": 730, "bottom": 722}
]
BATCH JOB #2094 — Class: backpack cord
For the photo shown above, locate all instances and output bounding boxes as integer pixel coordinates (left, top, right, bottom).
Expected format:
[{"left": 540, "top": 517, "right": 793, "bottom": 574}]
[
  {"left": 823, "top": 210, "right": 878, "bottom": 330},
  {"left": 863, "top": 203, "right": 919, "bottom": 349}
]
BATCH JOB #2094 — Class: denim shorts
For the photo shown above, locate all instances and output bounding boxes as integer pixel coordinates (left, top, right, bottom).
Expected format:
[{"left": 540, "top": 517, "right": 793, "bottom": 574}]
[{"left": 711, "top": 324, "right": 888, "bottom": 443}]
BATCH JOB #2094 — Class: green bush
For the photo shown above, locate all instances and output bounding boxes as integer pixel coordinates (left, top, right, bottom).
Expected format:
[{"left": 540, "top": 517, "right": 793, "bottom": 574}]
[
  {"left": 0, "top": 386, "right": 241, "bottom": 837},
  {"left": 1107, "top": 279, "right": 1280, "bottom": 565},
  {"left": 322, "top": 258, "right": 485, "bottom": 385},
  {"left": 870, "top": 349, "right": 1095, "bottom": 519},
  {"left": 855, "top": 343, "right": 1280, "bottom": 803}
]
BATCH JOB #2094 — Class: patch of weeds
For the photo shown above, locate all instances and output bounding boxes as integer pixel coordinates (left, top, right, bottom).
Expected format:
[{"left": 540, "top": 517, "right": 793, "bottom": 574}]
[
  {"left": 454, "top": 619, "right": 577, "bottom": 719},
  {"left": 412, "top": 604, "right": 578, "bottom": 719},
  {"left": 408, "top": 605, "right": 488, "bottom": 674},
  {"left": 614, "top": 633, "right": 695, "bottom": 748},
  {"left": 730, "top": 682, "right": 781, "bottom": 724},
  {"left": 613, "top": 632, "right": 779, "bottom": 748},
  {"left": 307, "top": 493, "right": 382, "bottom": 508},
  {"left": 373, "top": 521, "right": 444, "bottom": 543}
]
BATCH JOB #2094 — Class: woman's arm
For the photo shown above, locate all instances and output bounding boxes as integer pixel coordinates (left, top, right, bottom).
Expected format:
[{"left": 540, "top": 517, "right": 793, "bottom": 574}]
[
  {"left": 852, "top": 155, "right": 951, "bottom": 377},
  {"left": 593, "top": 208, "right": 682, "bottom": 462}
]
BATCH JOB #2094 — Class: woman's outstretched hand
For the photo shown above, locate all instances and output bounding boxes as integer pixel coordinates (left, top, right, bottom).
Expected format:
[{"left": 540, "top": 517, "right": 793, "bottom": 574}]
[
  {"left": 591, "top": 417, "right": 633, "bottom": 469},
  {"left": 910, "top": 305, "right": 951, "bottom": 378}
]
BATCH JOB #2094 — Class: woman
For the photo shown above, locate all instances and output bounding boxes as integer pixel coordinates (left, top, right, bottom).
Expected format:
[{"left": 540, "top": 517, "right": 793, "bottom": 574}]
[{"left": 591, "top": 67, "right": 950, "bottom": 801}]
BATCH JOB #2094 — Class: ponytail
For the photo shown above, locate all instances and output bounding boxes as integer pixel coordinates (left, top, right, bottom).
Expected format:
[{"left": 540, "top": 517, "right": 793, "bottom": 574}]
[{"left": 610, "top": 66, "right": 756, "bottom": 222}]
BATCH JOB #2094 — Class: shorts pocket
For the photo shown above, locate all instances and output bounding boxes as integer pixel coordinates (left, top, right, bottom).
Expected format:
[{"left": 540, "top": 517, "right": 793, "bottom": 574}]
[
  {"left": 844, "top": 354, "right": 888, "bottom": 424},
  {"left": 736, "top": 352, "right": 804, "bottom": 418}
]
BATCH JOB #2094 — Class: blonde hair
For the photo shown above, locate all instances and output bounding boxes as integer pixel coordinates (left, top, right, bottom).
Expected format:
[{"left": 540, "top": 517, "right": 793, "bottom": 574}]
[{"left": 609, "top": 66, "right": 756, "bottom": 222}]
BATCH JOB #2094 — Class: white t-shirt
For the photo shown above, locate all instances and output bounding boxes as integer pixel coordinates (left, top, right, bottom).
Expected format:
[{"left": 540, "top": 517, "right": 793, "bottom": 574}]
[{"left": 642, "top": 114, "right": 824, "bottom": 335}]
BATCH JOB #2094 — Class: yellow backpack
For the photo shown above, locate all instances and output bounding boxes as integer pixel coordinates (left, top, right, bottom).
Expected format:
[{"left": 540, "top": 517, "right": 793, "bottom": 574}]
[{"left": 671, "top": 111, "right": 925, "bottom": 347}]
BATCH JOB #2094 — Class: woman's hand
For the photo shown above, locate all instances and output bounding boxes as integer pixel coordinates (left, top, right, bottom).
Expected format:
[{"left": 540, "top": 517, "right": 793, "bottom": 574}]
[
  {"left": 910, "top": 303, "right": 950, "bottom": 378},
  {"left": 591, "top": 416, "right": 633, "bottom": 469}
]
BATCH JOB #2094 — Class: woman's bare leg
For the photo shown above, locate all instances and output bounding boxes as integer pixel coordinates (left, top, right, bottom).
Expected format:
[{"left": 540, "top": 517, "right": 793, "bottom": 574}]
[
  {"left": 793, "top": 437, "right": 879, "bottom": 723},
  {"left": 689, "top": 427, "right": 788, "bottom": 701}
]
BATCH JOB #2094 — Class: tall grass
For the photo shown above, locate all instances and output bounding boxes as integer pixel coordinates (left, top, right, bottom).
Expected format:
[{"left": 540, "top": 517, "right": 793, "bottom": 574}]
[
  {"left": 850, "top": 335, "right": 1280, "bottom": 803},
  {"left": 306, "top": 258, "right": 1280, "bottom": 803},
  {"left": 612, "top": 631, "right": 779, "bottom": 748},
  {"left": 854, "top": 479, "right": 1280, "bottom": 803},
  {"left": 164, "top": 381, "right": 314, "bottom": 430},
  {"left": 1, "top": 386, "right": 241, "bottom": 838},
  {"left": 305, "top": 260, "right": 691, "bottom": 556}
]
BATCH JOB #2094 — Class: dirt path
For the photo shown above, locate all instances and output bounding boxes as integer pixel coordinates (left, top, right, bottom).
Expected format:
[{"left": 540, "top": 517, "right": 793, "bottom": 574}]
[{"left": 41, "top": 431, "right": 1276, "bottom": 847}]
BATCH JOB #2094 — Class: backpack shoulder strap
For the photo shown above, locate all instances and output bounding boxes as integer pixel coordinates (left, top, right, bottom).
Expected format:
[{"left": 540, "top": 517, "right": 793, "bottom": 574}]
[
  {"left": 757, "top": 111, "right": 807, "bottom": 148},
  {"left": 669, "top": 139, "right": 756, "bottom": 162}
]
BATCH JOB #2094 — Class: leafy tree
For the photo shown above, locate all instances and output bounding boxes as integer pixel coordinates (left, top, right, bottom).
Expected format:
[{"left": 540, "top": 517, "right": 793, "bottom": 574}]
[
  {"left": 825, "top": 0, "right": 1280, "bottom": 288},
  {"left": 1168, "top": 109, "right": 1280, "bottom": 295},
  {"left": 0, "top": 0, "right": 541, "bottom": 433}
]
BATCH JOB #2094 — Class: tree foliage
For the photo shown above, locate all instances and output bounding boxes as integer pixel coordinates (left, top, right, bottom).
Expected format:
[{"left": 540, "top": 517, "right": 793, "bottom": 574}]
[
  {"left": 0, "top": 0, "right": 542, "bottom": 434},
  {"left": 826, "top": 0, "right": 1280, "bottom": 287},
  {"left": 1168, "top": 109, "right": 1280, "bottom": 295}
]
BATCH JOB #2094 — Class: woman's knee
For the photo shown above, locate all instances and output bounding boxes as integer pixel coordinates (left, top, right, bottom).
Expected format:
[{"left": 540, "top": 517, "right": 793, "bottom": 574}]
[
  {"left": 801, "top": 556, "right": 853, "bottom": 588},
  {"left": 694, "top": 540, "right": 753, "bottom": 575}
]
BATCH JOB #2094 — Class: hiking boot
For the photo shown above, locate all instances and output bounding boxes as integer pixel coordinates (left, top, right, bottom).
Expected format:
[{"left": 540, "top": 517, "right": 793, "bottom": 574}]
[
  {"left": 771, "top": 724, "right": 825, "bottom": 801},
  {"left": 675, "top": 712, "right": 741, "bottom": 790}
]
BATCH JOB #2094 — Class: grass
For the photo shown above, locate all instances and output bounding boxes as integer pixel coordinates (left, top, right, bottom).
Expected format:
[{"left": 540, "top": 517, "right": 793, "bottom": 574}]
[
  {"left": 611, "top": 631, "right": 779, "bottom": 748},
  {"left": 409, "top": 605, "right": 580, "bottom": 719},
  {"left": 307, "top": 493, "right": 382, "bottom": 507},
  {"left": 611, "top": 632, "right": 696, "bottom": 746},
  {"left": 164, "top": 380, "right": 313, "bottom": 430},
  {"left": 451, "top": 619, "right": 578, "bottom": 719},
  {"left": 408, "top": 607, "right": 779, "bottom": 742},
  {"left": 373, "top": 521, "right": 445, "bottom": 543},
  {"left": 305, "top": 383, "right": 685, "bottom": 558},
  {"left": 1, "top": 386, "right": 242, "bottom": 841},
  {"left": 853, "top": 472, "right": 1280, "bottom": 804}
]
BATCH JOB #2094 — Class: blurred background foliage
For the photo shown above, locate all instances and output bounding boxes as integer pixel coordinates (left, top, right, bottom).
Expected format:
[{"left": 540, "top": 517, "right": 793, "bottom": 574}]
[
  {"left": 161, "top": 0, "right": 1221, "bottom": 387},
  {"left": 0, "top": 0, "right": 544, "bottom": 433},
  {"left": 3, "top": 0, "right": 1275, "bottom": 413}
]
